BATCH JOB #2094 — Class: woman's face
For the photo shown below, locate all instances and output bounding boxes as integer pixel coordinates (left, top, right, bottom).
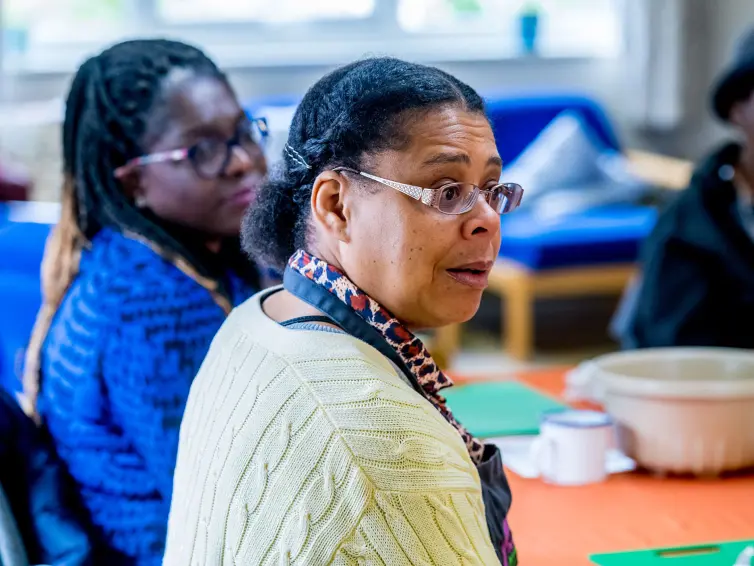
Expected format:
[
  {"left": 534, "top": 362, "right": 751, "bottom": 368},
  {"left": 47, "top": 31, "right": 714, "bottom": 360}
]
[
  {"left": 133, "top": 72, "right": 267, "bottom": 237},
  {"left": 333, "top": 105, "right": 503, "bottom": 329}
]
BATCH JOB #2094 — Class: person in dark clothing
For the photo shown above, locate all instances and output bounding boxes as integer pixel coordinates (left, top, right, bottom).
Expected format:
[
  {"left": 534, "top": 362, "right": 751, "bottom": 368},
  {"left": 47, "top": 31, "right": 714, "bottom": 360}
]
[
  {"left": 0, "top": 388, "right": 92, "bottom": 565},
  {"left": 629, "top": 28, "right": 754, "bottom": 348}
]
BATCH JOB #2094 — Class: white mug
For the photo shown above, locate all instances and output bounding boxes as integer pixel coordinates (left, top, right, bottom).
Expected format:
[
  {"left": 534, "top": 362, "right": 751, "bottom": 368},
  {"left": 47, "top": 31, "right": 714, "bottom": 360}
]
[{"left": 530, "top": 410, "right": 614, "bottom": 486}]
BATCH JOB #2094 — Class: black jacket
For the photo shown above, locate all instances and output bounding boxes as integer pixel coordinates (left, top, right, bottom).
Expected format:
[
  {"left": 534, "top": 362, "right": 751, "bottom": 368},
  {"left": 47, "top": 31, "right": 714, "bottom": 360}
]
[
  {"left": 0, "top": 389, "right": 92, "bottom": 565},
  {"left": 630, "top": 143, "right": 754, "bottom": 348}
]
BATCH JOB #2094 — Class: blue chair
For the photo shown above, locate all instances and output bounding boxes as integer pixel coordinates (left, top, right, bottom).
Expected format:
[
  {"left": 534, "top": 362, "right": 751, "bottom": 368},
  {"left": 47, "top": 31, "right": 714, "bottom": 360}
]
[
  {"left": 0, "top": 483, "right": 29, "bottom": 566},
  {"left": 440, "top": 93, "right": 671, "bottom": 359},
  {"left": 484, "top": 92, "right": 622, "bottom": 164},
  {"left": 0, "top": 273, "right": 42, "bottom": 395},
  {"left": 0, "top": 203, "right": 54, "bottom": 392},
  {"left": 0, "top": 221, "right": 50, "bottom": 277}
]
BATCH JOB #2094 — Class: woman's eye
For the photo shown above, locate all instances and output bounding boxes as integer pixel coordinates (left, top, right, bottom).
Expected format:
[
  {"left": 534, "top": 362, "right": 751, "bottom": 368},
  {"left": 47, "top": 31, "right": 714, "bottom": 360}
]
[
  {"left": 441, "top": 185, "right": 462, "bottom": 201},
  {"left": 195, "top": 138, "right": 224, "bottom": 158}
]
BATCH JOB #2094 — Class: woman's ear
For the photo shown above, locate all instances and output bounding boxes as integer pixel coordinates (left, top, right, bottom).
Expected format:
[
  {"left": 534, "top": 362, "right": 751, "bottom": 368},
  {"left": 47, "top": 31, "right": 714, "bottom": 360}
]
[
  {"left": 117, "top": 168, "right": 147, "bottom": 207},
  {"left": 310, "top": 170, "right": 352, "bottom": 243}
]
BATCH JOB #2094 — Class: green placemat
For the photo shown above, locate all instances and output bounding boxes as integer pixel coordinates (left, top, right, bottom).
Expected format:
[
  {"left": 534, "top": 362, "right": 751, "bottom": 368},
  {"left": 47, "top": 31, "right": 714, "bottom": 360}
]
[
  {"left": 442, "top": 381, "right": 566, "bottom": 438},
  {"left": 590, "top": 540, "right": 754, "bottom": 565}
]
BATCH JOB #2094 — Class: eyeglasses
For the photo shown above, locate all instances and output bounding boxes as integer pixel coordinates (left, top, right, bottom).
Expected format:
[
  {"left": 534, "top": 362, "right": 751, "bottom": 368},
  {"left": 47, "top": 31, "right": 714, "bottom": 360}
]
[
  {"left": 114, "top": 116, "right": 269, "bottom": 180},
  {"left": 333, "top": 167, "right": 524, "bottom": 215}
]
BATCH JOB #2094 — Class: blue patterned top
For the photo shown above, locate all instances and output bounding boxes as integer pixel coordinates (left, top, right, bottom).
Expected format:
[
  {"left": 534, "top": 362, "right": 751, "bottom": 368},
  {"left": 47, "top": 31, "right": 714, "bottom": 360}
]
[{"left": 39, "top": 228, "right": 256, "bottom": 565}]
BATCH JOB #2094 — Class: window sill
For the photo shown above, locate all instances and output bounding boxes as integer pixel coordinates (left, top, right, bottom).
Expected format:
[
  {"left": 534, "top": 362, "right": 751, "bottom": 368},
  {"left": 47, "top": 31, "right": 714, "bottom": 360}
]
[{"left": 3, "top": 34, "right": 617, "bottom": 76}]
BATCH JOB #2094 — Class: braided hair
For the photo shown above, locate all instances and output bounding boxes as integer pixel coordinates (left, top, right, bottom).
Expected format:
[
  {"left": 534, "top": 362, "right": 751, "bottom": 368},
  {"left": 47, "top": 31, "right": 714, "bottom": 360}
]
[
  {"left": 23, "top": 39, "right": 244, "bottom": 417},
  {"left": 242, "top": 57, "right": 485, "bottom": 270}
]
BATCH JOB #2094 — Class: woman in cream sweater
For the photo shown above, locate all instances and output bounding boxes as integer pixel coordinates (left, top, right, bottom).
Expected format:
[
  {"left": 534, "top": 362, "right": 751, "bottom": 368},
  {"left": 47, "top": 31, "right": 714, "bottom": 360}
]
[{"left": 164, "top": 58, "right": 524, "bottom": 565}]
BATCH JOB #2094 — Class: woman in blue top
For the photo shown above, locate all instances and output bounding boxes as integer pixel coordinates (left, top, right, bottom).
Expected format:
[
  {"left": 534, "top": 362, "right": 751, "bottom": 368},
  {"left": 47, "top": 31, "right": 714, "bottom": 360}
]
[{"left": 21, "top": 39, "right": 267, "bottom": 565}]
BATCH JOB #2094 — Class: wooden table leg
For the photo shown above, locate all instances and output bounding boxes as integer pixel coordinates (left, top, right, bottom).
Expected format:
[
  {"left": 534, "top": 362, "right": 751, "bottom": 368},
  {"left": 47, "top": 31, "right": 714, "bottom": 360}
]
[{"left": 503, "top": 273, "right": 534, "bottom": 361}]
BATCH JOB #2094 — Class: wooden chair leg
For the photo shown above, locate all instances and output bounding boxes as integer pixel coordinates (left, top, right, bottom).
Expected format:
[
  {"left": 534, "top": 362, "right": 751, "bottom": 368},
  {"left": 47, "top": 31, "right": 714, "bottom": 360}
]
[
  {"left": 503, "top": 276, "right": 534, "bottom": 361},
  {"left": 432, "top": 323, "right": 462, "bottom": 368}
]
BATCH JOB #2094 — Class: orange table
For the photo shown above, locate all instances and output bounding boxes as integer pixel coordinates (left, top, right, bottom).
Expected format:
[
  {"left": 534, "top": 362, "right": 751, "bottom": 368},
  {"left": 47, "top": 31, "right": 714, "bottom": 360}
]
[{"left": 494, "top": 368, "right": 754, "bottom": 566}]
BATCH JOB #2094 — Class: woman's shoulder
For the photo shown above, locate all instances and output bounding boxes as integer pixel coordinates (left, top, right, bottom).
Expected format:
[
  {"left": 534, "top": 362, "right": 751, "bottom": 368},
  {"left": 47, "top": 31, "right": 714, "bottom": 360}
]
[
  {"left": 169, "top": 295, "right": 480, "bottom": 563},
  {"left": 80, "top": 229, "right": 195, "bottom": 290},
  {"left": 47, "top": 231, "right": 227, "bottom": 354},
  {"left": 220, "top": 292, "right": 405, "bottom": 379},
  {"left": 65, "top": 229, "right": 222, "bottom": 316},
  {"left": 186, "top": 291, "right": 477, "bottom": 480}
]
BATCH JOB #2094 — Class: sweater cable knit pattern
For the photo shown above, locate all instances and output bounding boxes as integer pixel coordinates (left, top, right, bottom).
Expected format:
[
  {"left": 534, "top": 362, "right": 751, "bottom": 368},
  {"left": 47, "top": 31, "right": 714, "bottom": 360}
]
[{"left": 164, "top": 290, "right": 500, "bottom": 565}]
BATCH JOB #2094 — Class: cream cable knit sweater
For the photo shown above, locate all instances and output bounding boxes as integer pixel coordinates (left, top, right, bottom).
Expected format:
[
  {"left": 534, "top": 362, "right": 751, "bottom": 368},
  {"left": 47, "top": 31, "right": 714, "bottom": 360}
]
[{"left": 164, "top": 290, "right": 498, "bottom": 565}]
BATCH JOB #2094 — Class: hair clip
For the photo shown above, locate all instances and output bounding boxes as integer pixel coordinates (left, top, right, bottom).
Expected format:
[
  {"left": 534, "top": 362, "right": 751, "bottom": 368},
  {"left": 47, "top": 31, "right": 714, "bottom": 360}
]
[{"left": 284, "top": 143, "right": 311, "bottom": 170}]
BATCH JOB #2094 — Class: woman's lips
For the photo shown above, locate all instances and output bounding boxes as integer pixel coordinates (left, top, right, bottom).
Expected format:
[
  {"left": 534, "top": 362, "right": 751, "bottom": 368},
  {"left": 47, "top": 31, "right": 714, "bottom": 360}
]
[
  {"left": 227, "top": 174, "right": 264, "bottom": 207},
  {"left": 227, "top": 185, "right": 257, "bottom": 207},
  {"left": 446, "top": 269, "right": 490, "bottom": 289},
  {"left": 446, "top": 261, "right": 493, "bottom": 289}
]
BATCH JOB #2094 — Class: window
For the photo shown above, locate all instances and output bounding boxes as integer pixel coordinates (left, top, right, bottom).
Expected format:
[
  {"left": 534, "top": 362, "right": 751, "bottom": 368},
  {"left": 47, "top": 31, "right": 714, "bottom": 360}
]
[
  {"left": 4, "top": 0, "right": 133, "bottom": 46},
  {"left": 1, "top": 0, "right": 622, "bottom": 74},
  {"left": 156, "top": 0, "right": 375, "bottom": 24},
  {"left": 397, "top": 0, "right": 621, "bottom": 56},
  {"left": 3, "top": 0, "right": 142, "bottom": 72}
]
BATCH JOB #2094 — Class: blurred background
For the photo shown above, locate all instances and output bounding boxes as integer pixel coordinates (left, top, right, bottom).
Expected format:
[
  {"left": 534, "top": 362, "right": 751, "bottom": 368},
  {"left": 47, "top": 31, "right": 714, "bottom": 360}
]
[{"left": 1, "top": 0, "right": 753, "bottom": 375}]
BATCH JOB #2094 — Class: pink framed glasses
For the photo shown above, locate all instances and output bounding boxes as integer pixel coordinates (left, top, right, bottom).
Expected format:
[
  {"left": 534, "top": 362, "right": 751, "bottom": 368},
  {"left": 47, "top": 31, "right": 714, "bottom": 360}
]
[{"left": 114, "top": 116, "right": 269, "bottom": 180}]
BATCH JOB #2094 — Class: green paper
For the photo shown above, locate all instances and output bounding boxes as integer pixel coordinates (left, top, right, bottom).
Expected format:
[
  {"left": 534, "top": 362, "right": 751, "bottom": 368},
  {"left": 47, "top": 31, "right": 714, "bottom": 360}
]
[
  {"left": 590, "top": 539, "right": 754, "bottom": 565},
  {"left": 443, "top": 381, "right": 566, "bottom": 438}
]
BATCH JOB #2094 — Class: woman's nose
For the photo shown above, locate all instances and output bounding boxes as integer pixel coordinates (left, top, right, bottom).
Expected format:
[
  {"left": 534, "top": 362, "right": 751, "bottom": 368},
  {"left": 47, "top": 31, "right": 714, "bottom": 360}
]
[
  {"left": 460, "top": 194, "right": 500, "bottom": 239},
  {"left": 225, "top": 144, "right": 266, "bottom": 178}
]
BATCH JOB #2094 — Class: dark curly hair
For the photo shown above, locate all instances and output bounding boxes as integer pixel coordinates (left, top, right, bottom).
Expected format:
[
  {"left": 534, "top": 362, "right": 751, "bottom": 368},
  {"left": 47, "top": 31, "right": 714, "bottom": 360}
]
[{"left": 242, "top": 57, "right": 486, "bottom": 271}]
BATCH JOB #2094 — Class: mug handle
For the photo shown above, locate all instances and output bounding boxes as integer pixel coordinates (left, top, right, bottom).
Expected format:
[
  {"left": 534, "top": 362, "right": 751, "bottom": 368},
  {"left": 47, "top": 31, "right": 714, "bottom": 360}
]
[{"left": 530, "top": 436, "right": 557, "bottom": 480}]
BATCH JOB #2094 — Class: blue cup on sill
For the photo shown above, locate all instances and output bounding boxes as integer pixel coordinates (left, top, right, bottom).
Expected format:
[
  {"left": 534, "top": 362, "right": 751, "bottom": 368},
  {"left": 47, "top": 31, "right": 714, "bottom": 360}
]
[
  {"left": 3, "top": 27, "right": 29, "bottom": 57},
  {"left": 519, "top": 9, "right": 539, "bottom": 55}
]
